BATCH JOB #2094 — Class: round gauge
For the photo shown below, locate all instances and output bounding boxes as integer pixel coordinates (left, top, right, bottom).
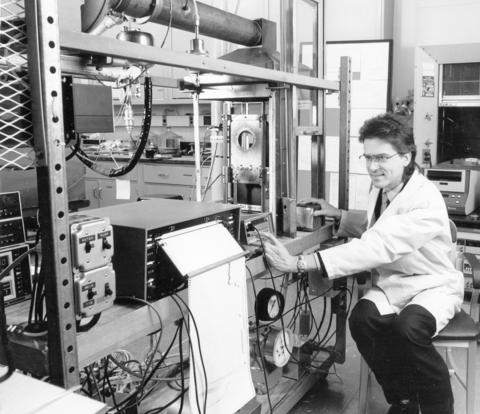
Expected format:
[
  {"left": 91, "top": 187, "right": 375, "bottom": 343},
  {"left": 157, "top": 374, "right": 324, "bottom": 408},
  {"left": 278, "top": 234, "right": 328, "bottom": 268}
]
[
  {"left": 264, "top": 327, "right": 293, "bottom": 368},
  {"left": 255, "top": 288, "right": 285, "bottom": 321}
]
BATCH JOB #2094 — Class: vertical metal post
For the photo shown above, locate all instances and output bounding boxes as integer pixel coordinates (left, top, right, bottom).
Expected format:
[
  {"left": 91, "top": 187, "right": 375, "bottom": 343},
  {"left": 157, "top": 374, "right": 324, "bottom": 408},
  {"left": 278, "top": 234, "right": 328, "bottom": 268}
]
[
  {"left": 338, "top": 56, "right": 351, "bottom": 210},
  {"left": 312, "top": 0, "right": 326, "bottom": 200},
  {"left": 192, "top": 90, "right": 202, "bottom": 201},
  {"left": 25, "top": 0, "right": 79, "bottom": 388},
  {"left": 283, "top": 0, "right": 296, "bottom": 200},
  {"left": 268, "top": 96, "right": 277, "bottom": 220},
  {"left": 311, "top": 135, "right": 325, "bottom": 199}
]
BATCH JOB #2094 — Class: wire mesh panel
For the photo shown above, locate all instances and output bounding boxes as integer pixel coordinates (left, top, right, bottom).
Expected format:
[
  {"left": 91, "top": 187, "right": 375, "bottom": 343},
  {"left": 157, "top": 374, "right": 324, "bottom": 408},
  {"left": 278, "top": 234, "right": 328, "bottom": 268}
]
[{"left": 0, "top": 0, "right": 35, "bottom": 170}]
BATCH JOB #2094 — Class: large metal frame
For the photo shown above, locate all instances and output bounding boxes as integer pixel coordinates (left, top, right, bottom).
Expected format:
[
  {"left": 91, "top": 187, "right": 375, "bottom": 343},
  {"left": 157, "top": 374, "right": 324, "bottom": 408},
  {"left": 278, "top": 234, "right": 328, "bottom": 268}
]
[
  {"left": 25, "top": 0, "right": 79, "bottom": 388},
  {"left": 23, "top": 0, "right": 350, "bottom": 392}
]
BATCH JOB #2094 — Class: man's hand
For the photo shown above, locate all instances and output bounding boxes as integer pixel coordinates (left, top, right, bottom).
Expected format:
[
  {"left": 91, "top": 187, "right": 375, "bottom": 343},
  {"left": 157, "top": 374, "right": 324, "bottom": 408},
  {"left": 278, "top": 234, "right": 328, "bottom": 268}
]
[
  {"left": 299, "top": 198, "right": 342, "bottom": 219},
  {"left": 260, "top": 232, "right": 297, "bottom": 273}
]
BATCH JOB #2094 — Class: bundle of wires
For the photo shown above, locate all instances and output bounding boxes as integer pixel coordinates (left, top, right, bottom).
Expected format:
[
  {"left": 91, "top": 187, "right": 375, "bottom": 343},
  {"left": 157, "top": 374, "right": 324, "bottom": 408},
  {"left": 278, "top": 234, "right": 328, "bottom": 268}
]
[
  {"left": 80, "top": 294, "right": 207, "bottom": 414},
  {"left": 0, "top": 236, "right": 39, "bottom": 382},
  {"left": 246, "top": 226, "right": 355, "bottom": 412},
  {"left": 73, "top": 76, "right": 152, "bottom": 178}
]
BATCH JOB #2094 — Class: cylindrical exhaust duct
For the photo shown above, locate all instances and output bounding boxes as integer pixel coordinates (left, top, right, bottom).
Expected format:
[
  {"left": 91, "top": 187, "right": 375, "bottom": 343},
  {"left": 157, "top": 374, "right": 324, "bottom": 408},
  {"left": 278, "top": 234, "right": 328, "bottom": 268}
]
[{"left": 82, "top": 0, "right": 263, "bottom": 47}]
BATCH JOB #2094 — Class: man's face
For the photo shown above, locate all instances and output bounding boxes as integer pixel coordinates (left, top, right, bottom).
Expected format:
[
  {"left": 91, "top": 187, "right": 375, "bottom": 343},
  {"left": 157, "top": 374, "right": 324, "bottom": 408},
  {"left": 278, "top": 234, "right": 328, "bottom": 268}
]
[{"left": 363, "top": 138, "right": 411, "bottom": 191}]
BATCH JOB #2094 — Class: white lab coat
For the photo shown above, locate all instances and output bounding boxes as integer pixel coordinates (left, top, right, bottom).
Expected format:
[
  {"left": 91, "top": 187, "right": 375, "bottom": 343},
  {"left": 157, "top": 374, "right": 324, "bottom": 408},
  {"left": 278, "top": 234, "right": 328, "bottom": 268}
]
[{"left": 320, "top": 170, "right": 464, "bottom": 333}]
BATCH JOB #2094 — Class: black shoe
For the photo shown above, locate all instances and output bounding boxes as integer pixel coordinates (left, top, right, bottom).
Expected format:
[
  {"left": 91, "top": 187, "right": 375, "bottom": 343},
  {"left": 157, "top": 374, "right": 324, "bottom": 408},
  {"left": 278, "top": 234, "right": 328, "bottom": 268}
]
[{"left": 387, "top": 400, "right": 419, "bottom": 414}]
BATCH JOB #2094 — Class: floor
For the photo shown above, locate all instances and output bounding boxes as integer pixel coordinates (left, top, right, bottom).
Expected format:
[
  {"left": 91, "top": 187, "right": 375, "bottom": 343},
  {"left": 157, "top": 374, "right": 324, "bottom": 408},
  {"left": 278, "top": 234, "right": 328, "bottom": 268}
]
[{"left": 289, "top": 299, "right": 480, "bottom": 414}]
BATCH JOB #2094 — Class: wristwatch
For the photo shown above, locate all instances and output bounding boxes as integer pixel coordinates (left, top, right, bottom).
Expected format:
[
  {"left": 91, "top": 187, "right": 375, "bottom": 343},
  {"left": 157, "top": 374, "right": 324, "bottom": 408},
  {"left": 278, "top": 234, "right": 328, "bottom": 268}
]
[{"left": 296, "top": 255, "right": 307, "bottom": 273}]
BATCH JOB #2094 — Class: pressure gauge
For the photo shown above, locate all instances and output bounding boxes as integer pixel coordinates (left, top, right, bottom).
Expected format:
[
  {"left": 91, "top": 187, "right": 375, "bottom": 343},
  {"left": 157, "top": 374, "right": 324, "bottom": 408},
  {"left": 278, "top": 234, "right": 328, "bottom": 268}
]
[
  {"left": 263, "top": 327, "right": 293, "bottom": 368},
  {"left": 255, "top": 288, "right": 285, "bottom": 321}
]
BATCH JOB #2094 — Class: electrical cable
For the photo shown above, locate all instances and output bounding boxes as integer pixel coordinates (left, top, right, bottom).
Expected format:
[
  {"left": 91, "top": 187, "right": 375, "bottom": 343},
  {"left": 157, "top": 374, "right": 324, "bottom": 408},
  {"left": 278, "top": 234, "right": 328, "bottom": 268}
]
[
  {"left": 317, "top": 299, "right": 333, "bottom": 347},
  {"left": 28, "top": 228, "right": 41, "bottom": 326},
  {"left": 254, "top": 227, "right": 303, "bottom": 366},
  {"left": 177, "top": 317, "right": 185, "bottom": 414},
  {"left": 201, "top": 141, "right": 219, "bottom": 201},
  {"left": 172, "top": 294, "right": 208, "bottom": 414},
  {"left": 0, "top": 287, "right": 14, "bottom": 383},
  {"left": 75, "top": 76, "right": 152, "bottom": 178},
  {"left": 104, "top": 361, "right": 119, "bottom": 409},
  {"left": 76, "top": 313, "right": 101, "bottom": 333},
  {"left": 159, "top": 0, "right": 173, "bottom": 48},
  {"left": 111, "top": 319, "right": 181, "bottom": 413},
  {"left": 201, "top": 173, "right": 222, "bottom": 197},
  {"left": 143, "top": 318, "right": 186, "bottom": 414},
  {"left": 107, "top": 296, "right": 164, "bottom": 412},
  {"left": 66, "top": 133, "right": 81, "bottom": 161},
  {"left": 171, "top": 300, "right": 201, "bottom": 414},
  {"left": 246, "top": 265, "right": 274, "bottom": 413}
]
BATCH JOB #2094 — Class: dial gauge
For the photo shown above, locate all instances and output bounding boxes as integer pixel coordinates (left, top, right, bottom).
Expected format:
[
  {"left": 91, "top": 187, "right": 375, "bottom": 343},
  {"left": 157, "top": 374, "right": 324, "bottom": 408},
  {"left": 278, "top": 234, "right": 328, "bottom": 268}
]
[
  {"left": 255, "top": 288, "right": 285, "bottom": 321},
  {"left": 264, "top": 327, "right": 293, "bottom": 368}
]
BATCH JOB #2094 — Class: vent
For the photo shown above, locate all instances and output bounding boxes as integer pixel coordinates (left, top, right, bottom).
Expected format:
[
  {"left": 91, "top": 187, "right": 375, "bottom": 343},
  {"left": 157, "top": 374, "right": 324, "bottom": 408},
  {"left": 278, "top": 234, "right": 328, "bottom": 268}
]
[{"left": 0, "top": 0, "right": 35, "bottom": 170}]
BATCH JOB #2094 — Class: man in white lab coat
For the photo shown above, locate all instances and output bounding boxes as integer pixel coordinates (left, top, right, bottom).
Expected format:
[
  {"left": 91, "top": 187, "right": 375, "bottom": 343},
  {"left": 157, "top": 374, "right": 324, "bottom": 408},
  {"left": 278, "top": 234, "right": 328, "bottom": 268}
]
[{"left": 262, "top": 113, "right": 463, "bottom": 414}]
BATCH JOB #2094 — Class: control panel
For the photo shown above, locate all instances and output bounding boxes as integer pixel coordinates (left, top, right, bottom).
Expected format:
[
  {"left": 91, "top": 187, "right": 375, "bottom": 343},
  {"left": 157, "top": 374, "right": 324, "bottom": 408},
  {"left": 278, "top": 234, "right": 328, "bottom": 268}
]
[
  {"left": 0, "top": 191, "right": 22, "bottom": 219},
  {"left": 70, "top": 214, "right": 116, "bottom": 317},
  {"left": 0, "top": 192, "right": 25, "bottom": 248},
  {"left": 0, "top": 218, "right": 26, "bottom": 248},
  {"left": 240, "top": 212, "right": 274, "bottom": 254},
  {"left": 1, "top": 244, "right": 32, "bottom": 307}
]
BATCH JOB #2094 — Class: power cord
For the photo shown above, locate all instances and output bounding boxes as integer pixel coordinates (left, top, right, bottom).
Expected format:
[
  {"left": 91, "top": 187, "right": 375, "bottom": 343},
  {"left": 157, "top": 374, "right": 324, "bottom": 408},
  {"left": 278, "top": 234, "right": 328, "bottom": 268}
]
[
  {"left": 246, "top": 265, "right": 274, "bottom": 413},
  {"left": 172, "top": 293, "right": 208, "bottom": 414}
]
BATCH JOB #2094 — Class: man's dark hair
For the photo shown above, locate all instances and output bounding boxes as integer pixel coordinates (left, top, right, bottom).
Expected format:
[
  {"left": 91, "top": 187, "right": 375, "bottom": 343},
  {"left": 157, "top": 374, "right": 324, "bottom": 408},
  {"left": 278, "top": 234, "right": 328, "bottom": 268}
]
[{"left": 359, "top": 113, "right": 417, "bottom": 179}]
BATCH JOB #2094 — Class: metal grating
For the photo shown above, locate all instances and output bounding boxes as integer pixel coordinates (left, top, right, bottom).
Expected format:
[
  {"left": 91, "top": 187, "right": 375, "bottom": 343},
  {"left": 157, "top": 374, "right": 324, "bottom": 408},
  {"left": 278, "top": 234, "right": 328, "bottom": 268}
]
[{"left": 0, "top": 0, "right": 35, "bottom": 170}]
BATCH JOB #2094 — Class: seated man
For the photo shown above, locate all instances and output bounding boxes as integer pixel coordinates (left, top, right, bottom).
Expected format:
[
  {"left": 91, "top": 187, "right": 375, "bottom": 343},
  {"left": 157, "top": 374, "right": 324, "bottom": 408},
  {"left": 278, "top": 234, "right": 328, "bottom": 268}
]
[{"left": 261, "top": 113, "right": 463, "bottom": 414}]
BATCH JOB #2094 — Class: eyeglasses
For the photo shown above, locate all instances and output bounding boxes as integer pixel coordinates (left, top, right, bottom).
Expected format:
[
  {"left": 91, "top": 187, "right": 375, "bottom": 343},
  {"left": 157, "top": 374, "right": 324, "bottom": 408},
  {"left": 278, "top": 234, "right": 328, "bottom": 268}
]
[{"left": 359, "top": 153, "right": 402, "bottom": 164}]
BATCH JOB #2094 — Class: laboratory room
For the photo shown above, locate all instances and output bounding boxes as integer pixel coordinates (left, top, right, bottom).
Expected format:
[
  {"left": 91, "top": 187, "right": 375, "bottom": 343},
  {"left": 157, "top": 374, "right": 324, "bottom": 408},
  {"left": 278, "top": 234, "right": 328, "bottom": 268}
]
[{"left": 3, "top": 0, "right": 480, "bottom": 413}]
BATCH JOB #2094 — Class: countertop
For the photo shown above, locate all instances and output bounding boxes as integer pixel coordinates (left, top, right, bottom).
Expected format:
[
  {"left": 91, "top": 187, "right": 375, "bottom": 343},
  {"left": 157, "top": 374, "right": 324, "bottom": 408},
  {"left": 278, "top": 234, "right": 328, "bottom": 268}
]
[{"left": 85, "top": 154, "right": 210, "bottom": 165}]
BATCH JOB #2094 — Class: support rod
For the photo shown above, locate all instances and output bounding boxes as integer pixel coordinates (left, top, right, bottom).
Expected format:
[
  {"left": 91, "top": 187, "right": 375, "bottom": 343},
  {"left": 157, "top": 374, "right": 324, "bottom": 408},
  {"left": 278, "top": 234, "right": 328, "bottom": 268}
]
[{"left": 81, "top": 0, "right": 263, "bottom": 47}]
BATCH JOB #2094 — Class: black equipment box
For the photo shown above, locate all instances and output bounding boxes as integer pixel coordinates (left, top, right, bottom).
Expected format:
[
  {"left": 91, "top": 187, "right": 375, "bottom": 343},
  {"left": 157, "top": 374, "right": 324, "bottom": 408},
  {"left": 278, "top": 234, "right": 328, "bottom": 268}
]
[{"left": 85, "top": 199, "right": 241, "bottom": 301}]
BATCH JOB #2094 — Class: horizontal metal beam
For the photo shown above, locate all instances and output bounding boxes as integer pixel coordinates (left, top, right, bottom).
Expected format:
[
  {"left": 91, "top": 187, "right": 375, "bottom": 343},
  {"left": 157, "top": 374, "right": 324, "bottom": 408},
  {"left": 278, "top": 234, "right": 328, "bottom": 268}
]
[{"left": 60, "top": 30, "right": 340, "bottom": 91}]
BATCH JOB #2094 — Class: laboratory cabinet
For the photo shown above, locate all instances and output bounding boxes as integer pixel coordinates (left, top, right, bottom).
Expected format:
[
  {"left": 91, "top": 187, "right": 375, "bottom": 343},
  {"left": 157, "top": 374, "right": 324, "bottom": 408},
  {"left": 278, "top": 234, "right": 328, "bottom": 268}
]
[
  {"left": 84, "top": 177, "right": 141, "bottom": 208},
  {"left": 83, "top": 161, "right": 216, "bottom": 208}
]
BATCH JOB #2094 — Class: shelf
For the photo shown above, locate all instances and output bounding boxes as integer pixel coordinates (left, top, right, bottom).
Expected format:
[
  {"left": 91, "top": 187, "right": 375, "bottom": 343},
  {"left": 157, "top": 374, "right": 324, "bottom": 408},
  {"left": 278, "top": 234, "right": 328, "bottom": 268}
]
[{"left": 77, "top": 293, "right": 186, "bottom": 367}]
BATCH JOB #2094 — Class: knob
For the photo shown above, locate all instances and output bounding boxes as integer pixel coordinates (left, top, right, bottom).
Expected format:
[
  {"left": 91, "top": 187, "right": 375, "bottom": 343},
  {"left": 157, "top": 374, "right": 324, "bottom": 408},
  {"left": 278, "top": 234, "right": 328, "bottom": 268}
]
[
  {"left": 87, "top": 289, "right": 95, "bottom": 300},
  {"left": 104, "top": 283, "right": 113, "bottom": 296},
  {"left": 102, "top": 238, "right": 112, "bottom": 250}
]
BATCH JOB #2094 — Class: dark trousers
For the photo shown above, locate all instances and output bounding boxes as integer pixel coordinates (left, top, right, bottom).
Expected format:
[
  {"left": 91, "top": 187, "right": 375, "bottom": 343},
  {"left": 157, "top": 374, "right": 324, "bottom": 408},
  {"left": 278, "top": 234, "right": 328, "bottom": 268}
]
[{"left": 349, "top": 299, "right": 453, "bottom": 414}]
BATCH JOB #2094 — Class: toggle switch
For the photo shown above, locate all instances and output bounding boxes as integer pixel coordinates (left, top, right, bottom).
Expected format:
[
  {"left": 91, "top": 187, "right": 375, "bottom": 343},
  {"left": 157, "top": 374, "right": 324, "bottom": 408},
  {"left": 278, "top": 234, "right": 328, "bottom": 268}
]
[
  {"left": 102, "top": 238, "right": 112, "bottom": 250},
  {"left": 104, "top": 282, "right": 113, "bottom": 297},
  {"left": 85, "top": 241, "right": 93, "bottom": 253}
]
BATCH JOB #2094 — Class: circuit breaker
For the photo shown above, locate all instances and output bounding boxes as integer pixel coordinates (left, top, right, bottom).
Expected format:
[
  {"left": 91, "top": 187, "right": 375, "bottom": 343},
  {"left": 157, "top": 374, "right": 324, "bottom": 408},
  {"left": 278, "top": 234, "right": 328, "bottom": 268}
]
[{"left": 70, "top": 214, "right": 116, "bottom": 317}]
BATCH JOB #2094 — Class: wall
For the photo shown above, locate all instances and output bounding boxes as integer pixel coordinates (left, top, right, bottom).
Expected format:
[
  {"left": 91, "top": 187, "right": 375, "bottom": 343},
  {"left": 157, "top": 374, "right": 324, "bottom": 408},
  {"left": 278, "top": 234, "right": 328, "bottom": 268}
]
[{"left": 325, "top": 0, "right": 392, "bottom": 42}]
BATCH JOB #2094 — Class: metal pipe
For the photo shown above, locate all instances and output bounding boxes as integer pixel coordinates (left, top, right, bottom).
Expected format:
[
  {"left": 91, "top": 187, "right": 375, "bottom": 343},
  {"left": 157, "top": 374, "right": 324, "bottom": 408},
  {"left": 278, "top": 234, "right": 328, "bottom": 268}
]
[{"left": 83, "top": 0, "right": 262, "bottom": 47}]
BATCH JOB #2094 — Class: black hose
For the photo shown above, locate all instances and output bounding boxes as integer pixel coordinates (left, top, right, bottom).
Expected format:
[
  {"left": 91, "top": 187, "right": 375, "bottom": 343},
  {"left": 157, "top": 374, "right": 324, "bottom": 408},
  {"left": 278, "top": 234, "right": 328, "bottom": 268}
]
[{"left": 75, "top": 76, "right": 153, "bottom": 178}]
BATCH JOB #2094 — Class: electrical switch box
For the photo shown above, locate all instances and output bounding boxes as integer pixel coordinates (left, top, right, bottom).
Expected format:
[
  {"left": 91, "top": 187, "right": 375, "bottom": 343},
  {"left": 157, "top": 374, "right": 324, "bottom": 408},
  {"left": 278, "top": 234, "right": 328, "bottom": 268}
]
[
  {"left": 74, "top": 265, "right": 116, "bottom": 317},
  {"left": 70, "top": 215, "right": 114, "bottom": 271},
  {"left": 70, "top": 214, "right": 116, "bottom": 317}
]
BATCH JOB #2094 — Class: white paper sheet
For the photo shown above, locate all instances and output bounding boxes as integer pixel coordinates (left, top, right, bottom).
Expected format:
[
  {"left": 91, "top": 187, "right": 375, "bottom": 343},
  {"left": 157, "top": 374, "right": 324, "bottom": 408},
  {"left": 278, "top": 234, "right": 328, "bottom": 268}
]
[
  {"left": 188, "top": 259, "right": 254, "bottom": 414},
  {"left": 115, "top": 179, "right": 130, "bottom": 200},
  {"left": 158, "top": 222, "right": 255, "bottom": 414}
]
